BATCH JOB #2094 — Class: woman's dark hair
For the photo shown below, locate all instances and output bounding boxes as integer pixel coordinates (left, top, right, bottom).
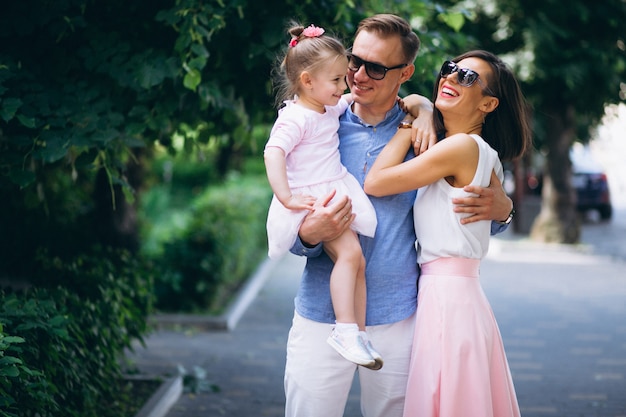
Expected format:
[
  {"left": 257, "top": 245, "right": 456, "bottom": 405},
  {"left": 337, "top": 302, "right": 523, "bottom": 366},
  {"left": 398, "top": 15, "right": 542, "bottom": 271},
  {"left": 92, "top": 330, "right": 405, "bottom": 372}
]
[{"left": 432, "top": 50, "right": 532, "bottom": 161}]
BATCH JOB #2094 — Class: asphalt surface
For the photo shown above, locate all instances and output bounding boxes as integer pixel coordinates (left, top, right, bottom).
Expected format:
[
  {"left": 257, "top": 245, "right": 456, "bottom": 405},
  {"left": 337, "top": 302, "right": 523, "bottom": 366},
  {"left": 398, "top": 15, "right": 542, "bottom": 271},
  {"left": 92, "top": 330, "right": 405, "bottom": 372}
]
[{"left": 127, "top": 218, "right": 626, "bottom": 417}]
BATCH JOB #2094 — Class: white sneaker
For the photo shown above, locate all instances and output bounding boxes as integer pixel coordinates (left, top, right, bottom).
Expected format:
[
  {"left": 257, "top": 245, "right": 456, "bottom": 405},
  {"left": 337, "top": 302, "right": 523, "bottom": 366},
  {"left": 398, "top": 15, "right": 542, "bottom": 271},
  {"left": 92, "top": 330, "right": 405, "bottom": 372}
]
[
  {"left": 327, "top": 329, "right": 375, "bottom": 367},
  {"left": 361, "top": 337, "right": 384, "bottom": 371}
]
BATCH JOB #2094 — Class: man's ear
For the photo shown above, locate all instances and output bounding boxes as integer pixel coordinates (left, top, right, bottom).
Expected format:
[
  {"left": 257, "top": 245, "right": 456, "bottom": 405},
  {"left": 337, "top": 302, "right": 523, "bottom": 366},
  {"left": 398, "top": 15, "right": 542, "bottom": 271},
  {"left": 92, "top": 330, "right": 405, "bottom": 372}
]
[{"left": 399, "top": 64, "right": 415, "bottom": 84}]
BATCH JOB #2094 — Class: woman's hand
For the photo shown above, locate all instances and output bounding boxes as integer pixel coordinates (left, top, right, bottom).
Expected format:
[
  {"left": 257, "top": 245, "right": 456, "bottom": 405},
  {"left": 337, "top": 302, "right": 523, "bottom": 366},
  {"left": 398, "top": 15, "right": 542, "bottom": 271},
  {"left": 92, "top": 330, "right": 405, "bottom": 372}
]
[
  {"left": 396, "top": 95, "right": 437, "bottom": 155},
  {"left": 410, "top": 116, "right": 437, "bottom": 156}
]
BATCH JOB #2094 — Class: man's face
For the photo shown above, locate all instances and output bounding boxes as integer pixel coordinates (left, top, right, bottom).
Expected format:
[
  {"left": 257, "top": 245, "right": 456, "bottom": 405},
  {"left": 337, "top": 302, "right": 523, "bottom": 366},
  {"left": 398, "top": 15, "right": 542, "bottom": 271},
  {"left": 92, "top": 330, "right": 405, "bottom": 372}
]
[{"left": 347, "top": 30, "right": 413, "bottom": 111}]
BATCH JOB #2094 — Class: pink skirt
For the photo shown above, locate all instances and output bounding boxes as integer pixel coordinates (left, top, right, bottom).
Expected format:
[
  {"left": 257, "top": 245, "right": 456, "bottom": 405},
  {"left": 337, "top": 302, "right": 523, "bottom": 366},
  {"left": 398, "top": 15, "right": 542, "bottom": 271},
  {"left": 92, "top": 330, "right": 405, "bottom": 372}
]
[
  {"left": 265, "top": 172, "right": 377, "bottom": 259},
  {"left": 403, "top": 257, "right": 520, "bottom": 417}
]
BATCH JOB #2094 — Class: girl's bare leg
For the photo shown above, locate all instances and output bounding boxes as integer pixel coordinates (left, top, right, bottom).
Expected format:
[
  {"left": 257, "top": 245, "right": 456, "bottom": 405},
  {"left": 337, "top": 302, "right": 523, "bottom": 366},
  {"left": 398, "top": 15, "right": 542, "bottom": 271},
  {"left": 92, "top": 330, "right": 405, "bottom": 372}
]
[
  {"left": 324, "top": 229, "right": 366, "bottom": 325},
  {"left": 354, "top": 255, "right": 367, "bottom": 331},
  {"left": 323, "top": 229, "right": 375, "bottom": 367}
]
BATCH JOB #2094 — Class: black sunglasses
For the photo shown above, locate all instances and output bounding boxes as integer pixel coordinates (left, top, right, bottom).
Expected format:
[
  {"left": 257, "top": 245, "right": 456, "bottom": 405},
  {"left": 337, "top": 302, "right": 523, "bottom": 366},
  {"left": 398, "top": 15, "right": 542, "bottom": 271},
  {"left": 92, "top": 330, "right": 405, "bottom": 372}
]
[
  {"left": 439, "top": 61, "right": 482, "bottom": 87},
  {"left": 347, "top": 53, "right": 407, "bottom": 80}
]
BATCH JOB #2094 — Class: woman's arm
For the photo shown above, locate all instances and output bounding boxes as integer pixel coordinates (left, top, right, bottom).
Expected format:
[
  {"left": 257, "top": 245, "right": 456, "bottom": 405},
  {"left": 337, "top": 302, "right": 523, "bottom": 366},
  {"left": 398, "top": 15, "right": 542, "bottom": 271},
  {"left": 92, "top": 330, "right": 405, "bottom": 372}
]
[
  {"left": 399, "top": 94, "right": 432, "bottom": 118},
  {"left": 364, "top": 131, "right": 477, "bottom": 197}
]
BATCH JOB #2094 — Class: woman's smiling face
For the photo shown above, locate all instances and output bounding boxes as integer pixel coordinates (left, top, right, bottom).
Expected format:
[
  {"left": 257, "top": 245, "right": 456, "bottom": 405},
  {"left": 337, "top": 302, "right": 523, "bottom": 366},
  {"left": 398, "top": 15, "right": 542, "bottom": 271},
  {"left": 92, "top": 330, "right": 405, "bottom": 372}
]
[{"left": 435, "top": 57, "right": 495, "bottom": 115}]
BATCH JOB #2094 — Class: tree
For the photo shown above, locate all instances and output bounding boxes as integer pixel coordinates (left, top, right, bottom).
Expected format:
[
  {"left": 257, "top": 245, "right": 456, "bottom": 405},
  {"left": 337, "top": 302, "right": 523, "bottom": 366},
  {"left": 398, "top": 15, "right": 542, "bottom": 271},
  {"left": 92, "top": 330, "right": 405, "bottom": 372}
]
[
  {"left": 0, "top": 0, "right": 468, "bottom": 275},
  {"left": 1, "top": 0, "right": 254, "bottom": 272},
  {"left": 455, "top": 0, "right": 626, "bottom": 243}
]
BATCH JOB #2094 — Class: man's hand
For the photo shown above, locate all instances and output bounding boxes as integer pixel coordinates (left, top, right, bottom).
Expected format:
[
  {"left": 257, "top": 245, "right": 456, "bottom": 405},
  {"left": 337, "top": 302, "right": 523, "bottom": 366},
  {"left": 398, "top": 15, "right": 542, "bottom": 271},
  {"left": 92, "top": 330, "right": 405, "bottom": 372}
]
[
  {"left": 453, "top": 171, "right": 513, "bottom": 225},
  {"left": 298, "top": 189, "right": 354, "bottom": 246}
]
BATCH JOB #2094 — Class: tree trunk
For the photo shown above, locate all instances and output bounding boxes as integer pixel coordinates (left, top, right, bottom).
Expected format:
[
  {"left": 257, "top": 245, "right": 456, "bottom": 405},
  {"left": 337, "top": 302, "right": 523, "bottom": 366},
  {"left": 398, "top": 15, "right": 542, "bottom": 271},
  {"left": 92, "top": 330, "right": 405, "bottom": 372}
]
[
  {"left": 530, "top": 103, "right": 581, "bottom": 243},
  {"left": 93, "top": 149, "right": 144, "bottom": 253}
]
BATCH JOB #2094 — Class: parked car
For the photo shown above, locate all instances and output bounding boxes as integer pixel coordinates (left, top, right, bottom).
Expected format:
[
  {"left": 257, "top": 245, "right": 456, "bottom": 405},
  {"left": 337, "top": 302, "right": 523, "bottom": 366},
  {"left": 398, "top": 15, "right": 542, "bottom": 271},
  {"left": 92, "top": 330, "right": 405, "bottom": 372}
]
[
  {"left": 523, "top": 146, "right": 613, "bottom": 221},
  {"left": 570, "top": 147, "right": 613, "bottom": 220}
]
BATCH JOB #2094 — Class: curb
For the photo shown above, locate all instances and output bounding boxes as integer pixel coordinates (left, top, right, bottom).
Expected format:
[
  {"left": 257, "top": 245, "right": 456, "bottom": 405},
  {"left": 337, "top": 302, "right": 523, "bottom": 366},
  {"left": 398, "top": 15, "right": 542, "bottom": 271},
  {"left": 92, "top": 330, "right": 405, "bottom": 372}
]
[
  {"left": 132, "top": 375, "right": 183, "bottom": 417},
  {"left": 150, "top": 256, "right": 280, "bottom": 331},
  {"left": 132, "top": 257, "right": 280, "bottom": 417}
]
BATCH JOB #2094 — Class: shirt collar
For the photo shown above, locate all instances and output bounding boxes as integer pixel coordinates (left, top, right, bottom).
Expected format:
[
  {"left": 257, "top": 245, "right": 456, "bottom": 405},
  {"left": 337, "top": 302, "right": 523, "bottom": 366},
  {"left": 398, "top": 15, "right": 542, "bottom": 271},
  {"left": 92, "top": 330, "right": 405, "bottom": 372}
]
[{"left": 344, "top": 102, "right": 405, "bottom": 128}]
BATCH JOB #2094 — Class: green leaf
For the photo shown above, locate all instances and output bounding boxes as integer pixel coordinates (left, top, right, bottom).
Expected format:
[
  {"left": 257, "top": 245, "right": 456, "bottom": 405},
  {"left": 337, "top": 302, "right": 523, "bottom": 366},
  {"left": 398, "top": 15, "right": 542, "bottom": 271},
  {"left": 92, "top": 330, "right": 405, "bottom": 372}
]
[
  {"left": 0, "top": 366, "right": 19, "bottom": 378},
  {"left": 17, "top": 366, "right": 43, "bottom": 378},
  {"left": 183, "top": 69, "right": 201, "bottom": 91},
  {"left": 187, "top": 56, "right": 207, "bottom": 71},
  {"left": 16, "top": 114, "right": 36, "bottom": 128},
  {"left": 190, "top": 43, "right": 209, "bottom": 58},
  {"left": 0, "top": 357, "right": 22, "bottom": 366},
  {"left": 8, "top": 170, "right": 36, "bottom": 188},
  {"left": 0, "top": 337, "right": 24, "bottom": 345},
  {"left": 92, "top": 128, "right": 119, "bottom": 145},
  {"left": 439, "top": 12, "right": 465, "bottom": 33},
  {"left": 36, "top": 145, "right": 68, "bottom": 164},
  {"left": 122, "top": 136, "right": 146, "bottom": 148},
  {"left": 125, "top": 123, "right": 147, "bottom": 136},
  {"left": 139, "top": 63, "right": 167, "bottom": 89},
  {"left": 48, "top": 315, "right": 66, "bottom": 327},
  {"left": 0, "top": 98, "right": 22, "bottom": 122}
]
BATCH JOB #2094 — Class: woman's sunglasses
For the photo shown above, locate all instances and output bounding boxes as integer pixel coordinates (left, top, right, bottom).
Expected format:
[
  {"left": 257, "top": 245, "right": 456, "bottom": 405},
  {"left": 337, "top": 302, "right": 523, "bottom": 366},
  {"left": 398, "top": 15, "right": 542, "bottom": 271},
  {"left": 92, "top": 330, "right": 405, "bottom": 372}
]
[
  {"left": 347, "top": 53, "right": 407, "bottom": 81},
  {"left": 439, "top": 61, "right": 482, "bottom": 87}
]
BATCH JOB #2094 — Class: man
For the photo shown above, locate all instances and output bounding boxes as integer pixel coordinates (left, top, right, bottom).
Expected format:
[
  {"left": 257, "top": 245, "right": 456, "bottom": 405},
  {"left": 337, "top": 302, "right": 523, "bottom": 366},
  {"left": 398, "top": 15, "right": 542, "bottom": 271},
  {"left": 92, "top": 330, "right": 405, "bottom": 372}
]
[{"left": 285, "top": 14, "right": 514, "bottom": 417}]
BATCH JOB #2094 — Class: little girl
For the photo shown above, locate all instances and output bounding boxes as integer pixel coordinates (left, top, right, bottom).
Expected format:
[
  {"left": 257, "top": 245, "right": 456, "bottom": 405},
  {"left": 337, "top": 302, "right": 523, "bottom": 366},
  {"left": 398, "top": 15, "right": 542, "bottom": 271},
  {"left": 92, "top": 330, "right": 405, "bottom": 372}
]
[{"left": 264, "top": 23, "right": 381, "bottom": 369}]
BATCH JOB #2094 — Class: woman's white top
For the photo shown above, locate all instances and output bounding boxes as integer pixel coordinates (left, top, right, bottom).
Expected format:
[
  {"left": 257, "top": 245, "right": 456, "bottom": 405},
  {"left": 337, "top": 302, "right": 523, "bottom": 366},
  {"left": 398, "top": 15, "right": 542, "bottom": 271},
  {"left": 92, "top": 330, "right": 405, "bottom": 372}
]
[{"left": 413, "top": 134, "right": 503, "bottom": 264}]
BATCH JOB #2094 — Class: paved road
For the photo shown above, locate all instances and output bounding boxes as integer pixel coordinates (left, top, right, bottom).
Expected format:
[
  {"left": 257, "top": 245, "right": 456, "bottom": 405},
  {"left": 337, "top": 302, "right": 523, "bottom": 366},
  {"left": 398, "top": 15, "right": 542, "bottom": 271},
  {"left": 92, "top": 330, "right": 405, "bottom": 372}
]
[
  {"left": 484, "top": 239, "right": 626, "bottom": 417},
  {"left": 128, "top": 211, "right": 626, "bottom": 417}
]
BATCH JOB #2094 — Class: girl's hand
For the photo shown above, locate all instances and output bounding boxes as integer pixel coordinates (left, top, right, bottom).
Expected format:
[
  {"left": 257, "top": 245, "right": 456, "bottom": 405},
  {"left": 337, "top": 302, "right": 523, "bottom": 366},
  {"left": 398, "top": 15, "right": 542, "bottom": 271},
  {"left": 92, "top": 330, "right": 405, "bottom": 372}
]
[{"left": 282, "top": 194, "right": 317, "bottom": 211}]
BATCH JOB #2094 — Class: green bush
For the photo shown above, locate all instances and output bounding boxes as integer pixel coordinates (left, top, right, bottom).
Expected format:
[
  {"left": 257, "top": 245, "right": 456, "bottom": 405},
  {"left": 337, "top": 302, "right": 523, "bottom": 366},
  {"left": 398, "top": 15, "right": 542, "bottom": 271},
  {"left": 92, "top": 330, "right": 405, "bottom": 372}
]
[
  {"left": 0, "top": 323, "right": 53, "bottom": 417},
  {"left": 150, "top": 173, "right": 272, "bottom": 313},
  {"left": 0, "top": 247, "right": 154, "bottom": 417}
]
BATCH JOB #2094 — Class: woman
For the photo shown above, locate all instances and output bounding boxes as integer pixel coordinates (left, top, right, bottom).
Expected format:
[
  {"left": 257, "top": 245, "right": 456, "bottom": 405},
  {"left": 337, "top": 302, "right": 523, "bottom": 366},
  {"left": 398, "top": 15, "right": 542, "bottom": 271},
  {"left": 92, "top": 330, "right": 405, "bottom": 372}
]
[{"left": 364, "top": 50, "right": 532, "bottom": 417}]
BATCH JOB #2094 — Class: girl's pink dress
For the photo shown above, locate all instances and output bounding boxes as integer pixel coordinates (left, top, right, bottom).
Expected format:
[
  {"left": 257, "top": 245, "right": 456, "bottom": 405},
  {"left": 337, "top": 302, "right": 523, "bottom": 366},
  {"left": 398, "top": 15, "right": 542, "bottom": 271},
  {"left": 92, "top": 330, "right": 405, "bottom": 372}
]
[
  {"left": 403, "top": 135, "right": 520, "bottom": 417},
  {"left": 264, "top": 98, "right": 377, "bottom": 259}
]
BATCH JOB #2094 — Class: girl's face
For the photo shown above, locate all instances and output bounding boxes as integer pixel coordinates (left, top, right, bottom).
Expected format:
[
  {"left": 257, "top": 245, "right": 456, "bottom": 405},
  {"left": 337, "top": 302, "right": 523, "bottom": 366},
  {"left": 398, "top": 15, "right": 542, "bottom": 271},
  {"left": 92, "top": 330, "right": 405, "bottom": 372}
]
[{"left": 299, "top": 56, "right": 348, "bottom": 112}]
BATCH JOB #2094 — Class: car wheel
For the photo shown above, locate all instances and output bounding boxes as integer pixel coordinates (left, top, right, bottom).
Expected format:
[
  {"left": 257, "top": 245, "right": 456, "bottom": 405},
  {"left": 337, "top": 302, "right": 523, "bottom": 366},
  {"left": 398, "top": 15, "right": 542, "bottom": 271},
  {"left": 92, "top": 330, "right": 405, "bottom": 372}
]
[{"left": 599, "top": 205, "right": 613, "bottom": 220}]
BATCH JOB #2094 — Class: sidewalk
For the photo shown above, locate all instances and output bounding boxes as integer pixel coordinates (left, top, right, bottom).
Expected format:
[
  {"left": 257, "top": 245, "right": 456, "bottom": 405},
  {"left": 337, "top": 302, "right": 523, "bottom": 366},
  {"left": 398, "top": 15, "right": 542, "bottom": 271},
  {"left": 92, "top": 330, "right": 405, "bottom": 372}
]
[{"left": 127, "top": 233, "right": 626, "bottom": 417}]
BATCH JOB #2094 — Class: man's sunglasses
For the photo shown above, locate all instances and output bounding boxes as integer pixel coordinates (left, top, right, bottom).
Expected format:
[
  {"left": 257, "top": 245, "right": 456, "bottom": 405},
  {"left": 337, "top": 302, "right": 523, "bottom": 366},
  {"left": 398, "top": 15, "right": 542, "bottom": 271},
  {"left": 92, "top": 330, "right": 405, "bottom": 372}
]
[
  {"left": 347, "top": 53, "right": 407, "bottom": 80},
  {"left": 439, "top": 61, "right": 483, "bottom": 87}
]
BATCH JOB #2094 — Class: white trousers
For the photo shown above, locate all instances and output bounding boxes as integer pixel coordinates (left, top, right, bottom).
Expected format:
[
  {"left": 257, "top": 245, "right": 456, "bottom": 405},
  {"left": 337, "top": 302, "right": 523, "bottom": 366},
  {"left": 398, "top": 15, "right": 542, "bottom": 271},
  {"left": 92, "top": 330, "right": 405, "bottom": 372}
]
[{"left": 284, "top": 311, "right": 415, "bottom": 417}]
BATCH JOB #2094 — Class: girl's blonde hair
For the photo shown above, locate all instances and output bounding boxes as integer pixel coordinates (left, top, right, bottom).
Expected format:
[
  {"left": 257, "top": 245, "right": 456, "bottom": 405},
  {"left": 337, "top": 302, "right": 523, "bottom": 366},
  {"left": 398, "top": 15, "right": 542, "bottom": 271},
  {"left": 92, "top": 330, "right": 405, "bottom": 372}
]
[{"left": 272, "top": 22, "right": 346, "bottom": 108}]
